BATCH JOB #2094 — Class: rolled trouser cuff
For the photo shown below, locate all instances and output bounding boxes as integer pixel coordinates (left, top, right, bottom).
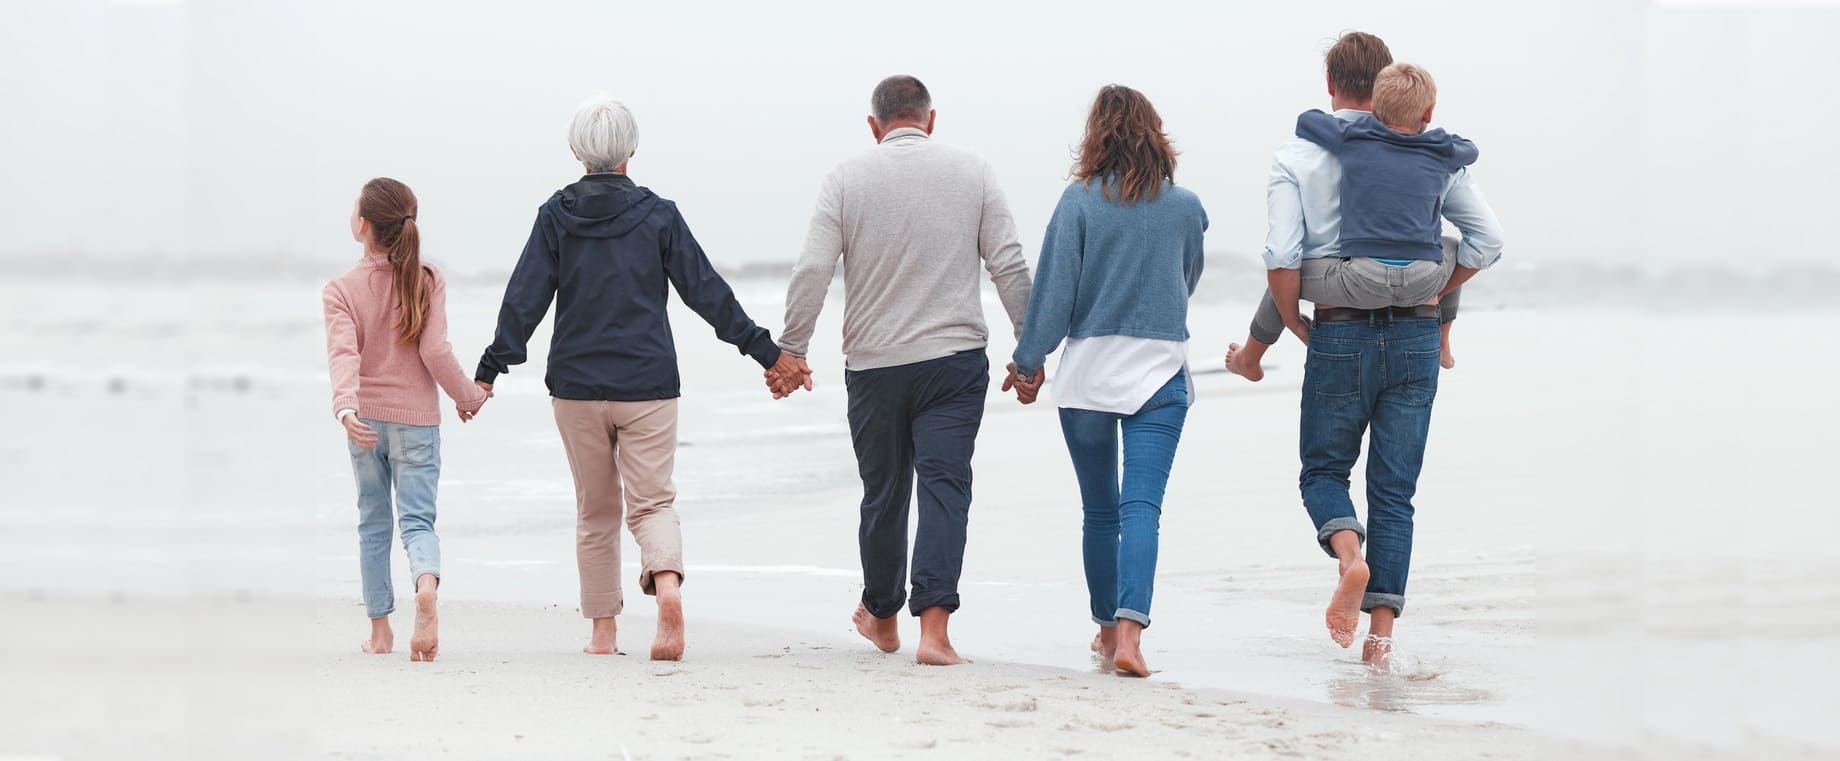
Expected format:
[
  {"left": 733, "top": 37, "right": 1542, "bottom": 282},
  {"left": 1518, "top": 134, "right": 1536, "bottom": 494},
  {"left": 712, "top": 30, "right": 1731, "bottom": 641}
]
[
  {"left": 580, "top": 591, "right": 622, "bottom": 620},
  {"left": 1362, "top": 593, "right": 1404, "bottom": 617},
  {"left": 907, "top": 591, "right": 961, "bottom": 618},
  {"left": 1249, "top": 321, "right": 1284, "bottom": 346},
  {"left": 1315, "top": 517, "right": 1366, "bottom": 558},
  {"left": 1115, "top": 608, "right": 1150, "bottom": 630},
  {"left": 637, "top": 559, "right": 684, "bottom": 596},
  {"left": 1093, "top": 616, "right": 1118, "bottom": 627}
]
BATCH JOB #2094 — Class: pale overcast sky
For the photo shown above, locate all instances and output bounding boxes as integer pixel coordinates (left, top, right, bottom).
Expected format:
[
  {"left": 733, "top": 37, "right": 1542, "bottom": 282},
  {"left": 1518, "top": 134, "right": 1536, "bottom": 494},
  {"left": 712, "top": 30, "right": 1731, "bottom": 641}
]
[{"left": 1, "top": 0, "right": 1834, "bottom": 271}]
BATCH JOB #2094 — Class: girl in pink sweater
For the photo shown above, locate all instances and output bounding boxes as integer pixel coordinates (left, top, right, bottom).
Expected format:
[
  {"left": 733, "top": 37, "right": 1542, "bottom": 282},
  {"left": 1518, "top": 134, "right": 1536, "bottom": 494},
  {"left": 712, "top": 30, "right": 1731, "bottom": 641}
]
[{"left": 323, "top": 177, "right": 489, "bottom": 661}]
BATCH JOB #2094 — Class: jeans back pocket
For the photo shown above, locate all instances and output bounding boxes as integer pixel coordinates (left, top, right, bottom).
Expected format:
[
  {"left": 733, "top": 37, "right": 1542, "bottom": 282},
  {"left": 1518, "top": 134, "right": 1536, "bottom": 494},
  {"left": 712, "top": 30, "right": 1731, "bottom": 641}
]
[
  {"left": 1401, "top": 349, "right": 1441, "bottom": 406},
  {"left": 1306, "top": 348, "right": 1362, "bottom": 400},
  {"left": 394, "top": 424, "right": 441, "bottom": 467}
]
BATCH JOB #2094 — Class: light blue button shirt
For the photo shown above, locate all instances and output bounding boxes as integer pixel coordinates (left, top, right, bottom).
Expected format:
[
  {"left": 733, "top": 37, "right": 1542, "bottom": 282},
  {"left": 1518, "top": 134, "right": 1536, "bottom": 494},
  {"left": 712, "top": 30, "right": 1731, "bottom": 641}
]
[{"left": 1263, "top": 109, "right": 1506, "bottom": 271}]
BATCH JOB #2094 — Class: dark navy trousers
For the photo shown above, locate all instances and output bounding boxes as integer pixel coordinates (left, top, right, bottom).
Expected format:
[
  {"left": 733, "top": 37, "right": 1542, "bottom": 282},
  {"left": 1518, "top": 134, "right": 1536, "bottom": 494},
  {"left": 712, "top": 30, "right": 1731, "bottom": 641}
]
[{"left": 845, "top": 350, "right": 988, "bottom": 618}]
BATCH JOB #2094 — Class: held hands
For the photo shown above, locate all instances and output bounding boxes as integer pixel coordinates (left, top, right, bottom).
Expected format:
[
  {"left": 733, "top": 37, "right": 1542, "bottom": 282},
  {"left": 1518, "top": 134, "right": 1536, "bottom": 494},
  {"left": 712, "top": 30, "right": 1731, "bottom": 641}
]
[
  {"left": 459, "top": 381, "right": 494, "bottom": 423},
  {"left": 764, "top": 354, "right": 814, "bottom": 400},
  {"left": 1002, "top": 362, "right": 1044, "bottom": 405}
]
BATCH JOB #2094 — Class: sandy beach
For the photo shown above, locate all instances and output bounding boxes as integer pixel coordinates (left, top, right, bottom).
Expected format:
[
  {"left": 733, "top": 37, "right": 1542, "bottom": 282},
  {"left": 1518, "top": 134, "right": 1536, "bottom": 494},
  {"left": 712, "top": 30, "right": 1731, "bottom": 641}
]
[
  {"left": 2, "top": 273, "right": 1835, "bottom": 759},
  {"left": 6, "top": 595, "right": 1573, "bottom": 760}
]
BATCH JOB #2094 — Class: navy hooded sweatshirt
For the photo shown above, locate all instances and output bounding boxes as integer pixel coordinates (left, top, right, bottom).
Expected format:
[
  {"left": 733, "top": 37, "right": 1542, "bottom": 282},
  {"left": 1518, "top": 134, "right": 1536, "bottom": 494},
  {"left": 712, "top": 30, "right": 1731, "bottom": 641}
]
[
  {"left": 1295, "top": 110, "right": 1479, "bottom": 263},
  {"left": 476, "top": 173, "right": 781, "bottom": 400}
]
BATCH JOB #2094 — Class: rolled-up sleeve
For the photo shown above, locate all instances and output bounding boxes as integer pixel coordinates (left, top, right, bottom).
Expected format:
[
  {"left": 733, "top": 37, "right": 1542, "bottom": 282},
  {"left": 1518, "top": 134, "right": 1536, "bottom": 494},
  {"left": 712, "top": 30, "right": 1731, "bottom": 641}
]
[
  {"left": 1262, "top": 155, "right": 1305, "bottom": 270},
  {"left": 1441, "top": 168, "right": 1506, "bottom": 270}
]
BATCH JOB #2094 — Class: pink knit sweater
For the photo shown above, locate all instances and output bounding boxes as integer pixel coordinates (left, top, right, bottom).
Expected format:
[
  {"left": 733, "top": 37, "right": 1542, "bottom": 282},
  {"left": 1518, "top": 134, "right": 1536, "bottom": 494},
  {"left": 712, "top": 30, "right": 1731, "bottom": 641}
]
[{"left": 323, "top": 256, "right": 487, "bottom": 426}]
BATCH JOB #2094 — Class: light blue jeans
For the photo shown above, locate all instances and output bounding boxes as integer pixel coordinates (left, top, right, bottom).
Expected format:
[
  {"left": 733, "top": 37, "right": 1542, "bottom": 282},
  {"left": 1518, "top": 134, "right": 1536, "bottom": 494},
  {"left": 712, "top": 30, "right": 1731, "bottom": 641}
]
[
  {"left": 1058, "top": 371, "right": 1190, "bottom": 629},
  {"left": 347, "top": 419, "right": 442, "bottom": 619}
]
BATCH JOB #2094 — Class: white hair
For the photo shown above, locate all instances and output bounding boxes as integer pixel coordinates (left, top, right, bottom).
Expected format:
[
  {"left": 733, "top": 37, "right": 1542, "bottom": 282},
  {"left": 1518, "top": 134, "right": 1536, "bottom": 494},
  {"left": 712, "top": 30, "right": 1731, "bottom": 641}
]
[{"left": 568, "top": 95, "right": 638, "bottom": 172}]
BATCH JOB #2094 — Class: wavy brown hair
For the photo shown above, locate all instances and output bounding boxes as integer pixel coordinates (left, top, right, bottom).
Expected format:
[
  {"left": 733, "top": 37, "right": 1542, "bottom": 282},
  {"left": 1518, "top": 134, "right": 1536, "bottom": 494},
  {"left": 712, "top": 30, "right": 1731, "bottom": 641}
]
[
  {"left": 358, "top": 177, "right": 429, "bottom": 345},
  {"left": 1072, "top": 85, "right": 1177, "bottom": 205}
]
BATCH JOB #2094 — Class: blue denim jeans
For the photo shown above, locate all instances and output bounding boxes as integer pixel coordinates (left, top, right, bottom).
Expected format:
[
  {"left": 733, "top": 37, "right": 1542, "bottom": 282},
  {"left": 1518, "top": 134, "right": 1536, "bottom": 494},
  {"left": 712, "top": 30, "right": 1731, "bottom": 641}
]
[
  {"left": 347, "top": 419, "right": 442, "bottom": 619},
  {"left": 1298, "top": 318, "right": 1440, "bottom": 617},
  {"left": 1059, "top": 370, "right": 1189, "bottom": 629}
]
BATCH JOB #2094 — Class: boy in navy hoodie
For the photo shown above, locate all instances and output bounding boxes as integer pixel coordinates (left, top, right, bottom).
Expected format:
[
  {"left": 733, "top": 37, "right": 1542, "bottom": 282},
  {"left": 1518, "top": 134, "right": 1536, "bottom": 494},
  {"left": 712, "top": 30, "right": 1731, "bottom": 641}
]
[{"left": 1230, "top": 62, "right": 1487, "bottom": 377}]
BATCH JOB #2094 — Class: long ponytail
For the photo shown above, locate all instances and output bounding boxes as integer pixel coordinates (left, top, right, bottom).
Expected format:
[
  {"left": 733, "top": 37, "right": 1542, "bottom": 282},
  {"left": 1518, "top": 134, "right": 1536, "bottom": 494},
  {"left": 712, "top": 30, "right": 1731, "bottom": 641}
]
[{"left": 358, "top": 177, "right": 430, "bottom": 345}]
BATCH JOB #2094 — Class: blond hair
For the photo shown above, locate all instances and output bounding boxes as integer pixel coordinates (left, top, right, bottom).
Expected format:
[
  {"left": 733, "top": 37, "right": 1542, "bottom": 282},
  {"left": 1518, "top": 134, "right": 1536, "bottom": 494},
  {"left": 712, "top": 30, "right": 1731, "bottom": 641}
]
[{"left": 1372, "top": 63, "right": 1438, "bottom": 126}]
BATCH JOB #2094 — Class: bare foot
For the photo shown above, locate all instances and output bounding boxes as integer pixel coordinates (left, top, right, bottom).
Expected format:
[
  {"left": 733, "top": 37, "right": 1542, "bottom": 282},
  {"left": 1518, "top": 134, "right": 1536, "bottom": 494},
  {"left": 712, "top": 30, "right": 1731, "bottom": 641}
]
[
  {"left": 1363, "top": 634, "right": 1395, "bottom": 671},
  {"left": 409, "top": 582, "right": 439, "bottom": 662},
  {"left": 916, "top": 638, "right": 969, "bottom": 666},
  {"left": 650, "top": 588, "right": 685, "bottom": 661},
  {"left": 584, "top": 617, "right": 617, "bottom": 655},
  {"left": 1113, "top": 648, "right": 1151, "bottom": 677},
  {"left": 1113, "top": 620, "right": 1149, "bottom": 677},
  {"left": 1092, "top": 626, "right": 1118, "bottom": 660},
  {"left": 915, "top": 607, "right": 968, "bottom": 665},
  {"left": 853, "top": 603, "right": 900, "bottom": 653},
  {"left": 1327, "top": 560, "right": 1370, "bottom": 648},
  {"left": 1225, "top": 342, "right": 1266, "bottom": 382},
  {"left": 361, "top": 618, "right": 393, "bottom": 655}
]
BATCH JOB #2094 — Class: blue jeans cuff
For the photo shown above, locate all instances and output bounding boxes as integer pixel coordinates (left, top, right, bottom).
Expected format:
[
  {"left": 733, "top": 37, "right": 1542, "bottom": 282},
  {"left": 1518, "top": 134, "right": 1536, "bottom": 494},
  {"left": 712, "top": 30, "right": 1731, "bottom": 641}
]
[
  {"left": 1115, "top": 608, "right": 1150, "bottom": 629},
  {"left": 1093, "top": 616, "right": 1118, "bottom": 627},
  {"left": 367, "top": 603, "right": 394, "bottom": 619},
  {"left": 1362, "top": 593, "right": 1404, "bottom": 617},
  {"left": 1315, "top": 517, "right": 1366, "bottom": 558}
]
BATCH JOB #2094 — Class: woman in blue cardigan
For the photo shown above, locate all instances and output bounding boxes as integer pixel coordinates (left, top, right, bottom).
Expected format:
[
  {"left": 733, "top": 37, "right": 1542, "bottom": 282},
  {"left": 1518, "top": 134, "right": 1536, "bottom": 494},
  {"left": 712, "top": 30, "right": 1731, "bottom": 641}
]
[{"left": 1008, "top": 85, "right": 1208, "bottom": 677}]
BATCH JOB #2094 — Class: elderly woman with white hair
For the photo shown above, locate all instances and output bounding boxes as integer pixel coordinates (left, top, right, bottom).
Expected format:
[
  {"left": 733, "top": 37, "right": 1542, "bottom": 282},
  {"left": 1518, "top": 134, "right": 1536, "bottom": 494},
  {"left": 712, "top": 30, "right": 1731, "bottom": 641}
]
[{"left": 475, "top": 96, "right": 805, "bottom": 661}]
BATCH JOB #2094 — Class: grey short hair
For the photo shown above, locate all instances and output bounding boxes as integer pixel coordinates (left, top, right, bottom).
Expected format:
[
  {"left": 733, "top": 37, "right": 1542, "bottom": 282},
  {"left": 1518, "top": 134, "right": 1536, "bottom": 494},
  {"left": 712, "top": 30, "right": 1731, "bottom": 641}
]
[
  {"left": 568, "top": 95, "right": 638, "bottom": 172},
  {"left": 870, "top": 75, "right": 931, "bottom": 124}
]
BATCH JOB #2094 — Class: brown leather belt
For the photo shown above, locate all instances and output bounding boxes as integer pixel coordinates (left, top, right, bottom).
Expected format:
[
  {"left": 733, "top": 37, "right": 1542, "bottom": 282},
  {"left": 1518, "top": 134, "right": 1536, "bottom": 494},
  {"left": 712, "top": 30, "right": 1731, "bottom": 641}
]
[{"left": 1314, "top": 304, "right": 1440, "bottom": 323}]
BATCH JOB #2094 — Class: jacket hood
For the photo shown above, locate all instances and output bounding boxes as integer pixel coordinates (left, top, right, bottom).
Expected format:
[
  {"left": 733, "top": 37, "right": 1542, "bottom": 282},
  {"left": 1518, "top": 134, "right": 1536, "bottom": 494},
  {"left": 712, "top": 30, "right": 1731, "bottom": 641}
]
[{"left": 547, "top": 173, "right": 658, "bottom": 238}]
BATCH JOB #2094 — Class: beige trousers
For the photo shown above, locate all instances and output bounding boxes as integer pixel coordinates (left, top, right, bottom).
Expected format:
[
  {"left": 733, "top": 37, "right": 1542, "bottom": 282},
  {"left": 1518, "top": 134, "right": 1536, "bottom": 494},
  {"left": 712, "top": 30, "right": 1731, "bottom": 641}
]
[{"left": 552, "top": 398, "right": 684, "bottom": 619}]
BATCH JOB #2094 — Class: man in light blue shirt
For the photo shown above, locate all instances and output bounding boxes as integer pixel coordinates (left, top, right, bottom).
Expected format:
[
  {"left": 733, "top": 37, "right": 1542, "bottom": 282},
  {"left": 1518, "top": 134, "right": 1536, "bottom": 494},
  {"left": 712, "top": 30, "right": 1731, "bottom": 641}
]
[
  {"left": 1233, "top": 32, "right": 1506, "bottom": 668},
  {"left": 1225, "top": 51, "right": 1505, "bottom": 380}
]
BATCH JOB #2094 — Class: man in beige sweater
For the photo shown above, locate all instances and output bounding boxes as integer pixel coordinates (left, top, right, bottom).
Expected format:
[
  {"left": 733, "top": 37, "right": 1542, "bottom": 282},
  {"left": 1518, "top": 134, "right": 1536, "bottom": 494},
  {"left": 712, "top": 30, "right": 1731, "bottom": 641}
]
[{"left": 771, "top": 75, "right": 1033, "bottom": 666}]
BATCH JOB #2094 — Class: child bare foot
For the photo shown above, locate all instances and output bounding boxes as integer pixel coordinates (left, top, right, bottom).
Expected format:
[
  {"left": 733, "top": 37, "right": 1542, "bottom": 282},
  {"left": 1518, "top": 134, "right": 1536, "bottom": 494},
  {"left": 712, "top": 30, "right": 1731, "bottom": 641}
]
[
  {"left": 1225, "top": 342, "right": 1265, "bottom": 382},
  {"left": 584, "top": 617, "right": 618, "bottom": 655},
  {"left": 361, "top": 618, "right": 393, "bottom": 654},
  {"left": 650, "top": 588, "right": 685, "bottom": 661},
  {"left": 409, "top": 575, "right": 439, "bottom": 662},
  {"left": 853, "top": 603, "right": 900, "bottom": 653},
  {"left": 1327, "top": 559, "right": 1370, "bottom": 648}
]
